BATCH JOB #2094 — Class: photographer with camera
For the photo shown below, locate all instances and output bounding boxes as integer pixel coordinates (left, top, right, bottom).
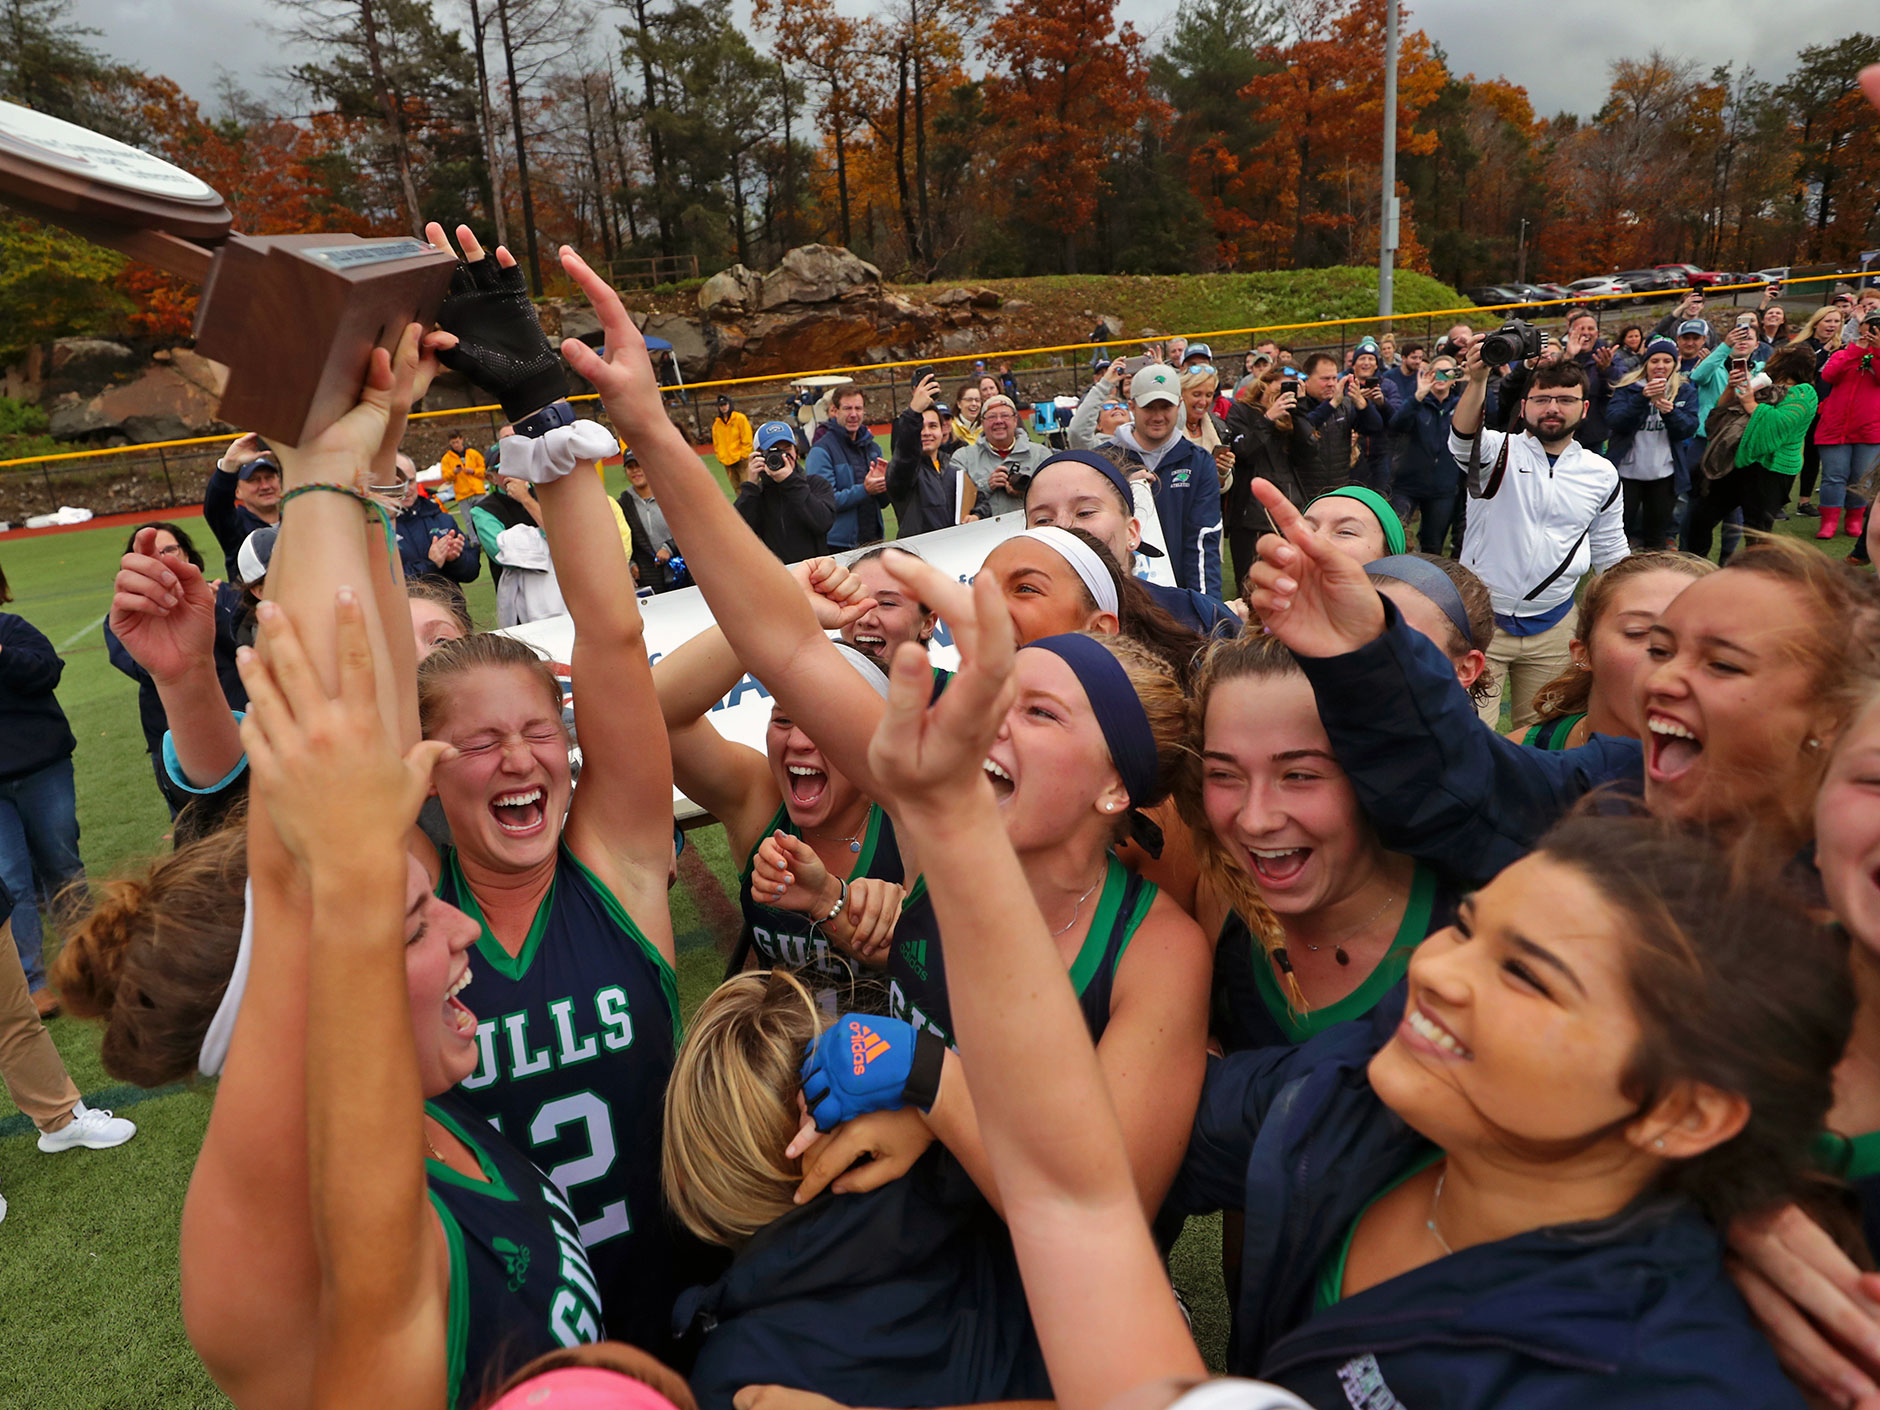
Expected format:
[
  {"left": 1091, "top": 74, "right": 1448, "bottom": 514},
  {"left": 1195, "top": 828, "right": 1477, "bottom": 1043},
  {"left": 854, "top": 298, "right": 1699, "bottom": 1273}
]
[
  {"left": 956, "top": 392, "right": 1052, "bottom": 518},
  {"left": 203, "top": 432, "right": 282, "bottom": 581},
  {"left": 1451, "top": 328, "right": 1627, "bottom": 727},
  {"left": 889, "top": 373, "right": 977, "bottom": 535},
  {"left": 1653, "top": 290, "right": 1718, "bottom": 351},
  {"left": 737, "top": 420, "right": 838, "bottom": 562}
]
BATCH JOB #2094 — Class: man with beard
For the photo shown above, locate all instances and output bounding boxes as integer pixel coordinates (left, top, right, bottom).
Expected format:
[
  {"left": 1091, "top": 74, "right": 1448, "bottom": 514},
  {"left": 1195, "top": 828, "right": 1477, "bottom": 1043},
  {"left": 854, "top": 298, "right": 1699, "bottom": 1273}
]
[{"left": 1450, "top": 334, "right": 1627, "bottom": 728}]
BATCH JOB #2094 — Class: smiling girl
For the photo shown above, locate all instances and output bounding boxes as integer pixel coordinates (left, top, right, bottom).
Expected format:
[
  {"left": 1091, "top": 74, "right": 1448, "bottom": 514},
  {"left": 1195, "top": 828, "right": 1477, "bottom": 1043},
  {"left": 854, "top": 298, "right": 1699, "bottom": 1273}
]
[{"left": 1173, "top": 815, "right": 1845, "bottom": 1409}]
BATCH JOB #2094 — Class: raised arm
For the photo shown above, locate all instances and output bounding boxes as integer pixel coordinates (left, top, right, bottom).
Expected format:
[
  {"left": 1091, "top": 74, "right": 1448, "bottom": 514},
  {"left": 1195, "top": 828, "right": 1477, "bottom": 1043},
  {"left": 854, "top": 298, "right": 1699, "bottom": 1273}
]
[
  {"left": 238, "top": 594, "right": 453, "bottom": 1410},
  {"left": 857, "top": 551, "right": 1206, "bottom": 1409},
  {"left": 557, "top": 250, "right": 892, "bottom": 807}
]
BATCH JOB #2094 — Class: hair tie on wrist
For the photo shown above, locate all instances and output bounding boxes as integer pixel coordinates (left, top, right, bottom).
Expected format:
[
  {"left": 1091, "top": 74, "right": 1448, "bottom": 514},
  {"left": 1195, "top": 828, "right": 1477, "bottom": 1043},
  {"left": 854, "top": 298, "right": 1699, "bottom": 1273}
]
[{"left": 281, "top": 482, "right": 397, "bottom": 558}]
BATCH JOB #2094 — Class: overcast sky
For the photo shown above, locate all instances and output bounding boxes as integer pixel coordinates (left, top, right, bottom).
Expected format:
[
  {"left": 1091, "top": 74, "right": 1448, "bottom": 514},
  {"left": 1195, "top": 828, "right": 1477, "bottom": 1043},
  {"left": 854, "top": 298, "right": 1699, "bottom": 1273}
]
[{"left": 71, "top": 0, "right": 1862, "bottom": 126}]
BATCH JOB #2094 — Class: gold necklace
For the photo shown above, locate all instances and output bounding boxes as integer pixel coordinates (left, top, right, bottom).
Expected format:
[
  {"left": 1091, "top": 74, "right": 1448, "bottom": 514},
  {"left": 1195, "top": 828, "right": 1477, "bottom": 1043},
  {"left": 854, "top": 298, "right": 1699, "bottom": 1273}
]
[
  {"left": 424, "top": 1125, "right": 444, "bottom": 1164},
  {"left": 1301, "top": 890, "right": 1396, "bottom": 967}
]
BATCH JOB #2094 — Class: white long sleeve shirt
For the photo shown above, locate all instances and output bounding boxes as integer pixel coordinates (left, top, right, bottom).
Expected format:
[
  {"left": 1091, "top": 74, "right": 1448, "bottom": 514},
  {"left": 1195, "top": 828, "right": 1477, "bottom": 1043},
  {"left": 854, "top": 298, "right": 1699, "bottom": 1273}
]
[{"left": 1449, "top": 424, "right": 1628, "bottom": 621}]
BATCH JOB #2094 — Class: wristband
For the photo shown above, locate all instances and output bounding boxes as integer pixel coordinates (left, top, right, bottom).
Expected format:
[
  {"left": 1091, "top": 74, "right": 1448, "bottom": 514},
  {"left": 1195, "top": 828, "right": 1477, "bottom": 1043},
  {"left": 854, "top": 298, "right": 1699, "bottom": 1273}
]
[
  {"left": 494, "top": 419, "right": 618, "bottom": 484},
  {"left": 514, "top": 399, "right": 578, "bottom": 439}
]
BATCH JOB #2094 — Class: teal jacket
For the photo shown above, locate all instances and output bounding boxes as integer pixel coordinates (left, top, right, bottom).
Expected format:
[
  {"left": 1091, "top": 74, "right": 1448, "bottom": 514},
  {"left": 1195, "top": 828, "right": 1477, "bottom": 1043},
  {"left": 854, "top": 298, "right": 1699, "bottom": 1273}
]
[
  {"left": 1737, "top": 384, "right": 1819, "bottom": 477},
  {"left": 1689, "top": 342, "right": 1754, "bottom": 428}
]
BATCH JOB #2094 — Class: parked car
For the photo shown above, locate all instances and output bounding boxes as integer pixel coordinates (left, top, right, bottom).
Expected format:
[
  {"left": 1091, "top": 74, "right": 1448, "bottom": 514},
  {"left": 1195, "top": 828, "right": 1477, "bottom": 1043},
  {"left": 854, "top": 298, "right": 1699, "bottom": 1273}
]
[
  {"left": 1757, "top": 267, "right": 1791, "bottom": 283},
  {"left": 1505, "top": 282, "right": 1561, "bottom": 307},
  {"left": 1616, "top": 269, "right": 1687, "bottom": 301},
  {"left": 1707, "top": 272, "right": 1767, "bottom": 293},
  {"left": 1655, "top": 263, "right": 1723, "bottom": 287},
  {"left": 1466, "top": 284, "right": 1526, "bottom": 308},
  {"left": 1565, "top": 276, "right": 1631, "bottom": 303},
  {"left": 1533, "top": 282, "right": 1573, "bottom": 302}
]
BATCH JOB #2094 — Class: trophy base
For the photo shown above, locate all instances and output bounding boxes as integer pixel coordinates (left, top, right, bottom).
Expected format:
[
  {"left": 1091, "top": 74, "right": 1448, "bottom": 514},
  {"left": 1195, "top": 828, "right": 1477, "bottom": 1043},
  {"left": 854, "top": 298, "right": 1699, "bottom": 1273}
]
[{"left": 192, "top": 234, "right": 458, "bottom": 447}]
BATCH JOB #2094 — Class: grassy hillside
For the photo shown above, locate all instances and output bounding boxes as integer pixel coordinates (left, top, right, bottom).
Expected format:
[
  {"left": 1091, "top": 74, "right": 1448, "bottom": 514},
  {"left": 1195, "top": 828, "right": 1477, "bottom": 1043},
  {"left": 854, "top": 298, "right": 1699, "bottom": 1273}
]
[{"left": 891, "top": 267, "right": 1469, "bottom": 347}]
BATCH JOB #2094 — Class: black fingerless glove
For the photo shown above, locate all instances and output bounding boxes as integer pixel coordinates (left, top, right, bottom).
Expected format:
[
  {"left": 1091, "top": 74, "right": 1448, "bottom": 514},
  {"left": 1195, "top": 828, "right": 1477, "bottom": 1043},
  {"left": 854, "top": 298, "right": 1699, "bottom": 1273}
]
[{"left": 434, "top": 256, "right": 568, "bottom": 421}]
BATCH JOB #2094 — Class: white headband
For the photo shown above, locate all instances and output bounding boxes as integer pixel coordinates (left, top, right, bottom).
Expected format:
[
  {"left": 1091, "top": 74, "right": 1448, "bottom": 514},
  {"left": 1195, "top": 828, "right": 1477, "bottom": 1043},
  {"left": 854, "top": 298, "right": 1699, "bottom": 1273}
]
[
  {"left": 1017, "top": 526, "right": 1119, "bottom": 618},
  {"left": 197, "top": 879, "right": 255, "bottom": 1077},
  {"left": 830, "top": 640, "right": 893, "bottom": 698}
]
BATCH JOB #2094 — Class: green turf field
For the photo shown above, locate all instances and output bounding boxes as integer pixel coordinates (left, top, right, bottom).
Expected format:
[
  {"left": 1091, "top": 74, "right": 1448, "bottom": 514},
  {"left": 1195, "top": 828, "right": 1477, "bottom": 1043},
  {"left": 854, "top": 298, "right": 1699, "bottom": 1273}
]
[{"left": 0, "top": 454, "right": 1852, "bottom": 1406}]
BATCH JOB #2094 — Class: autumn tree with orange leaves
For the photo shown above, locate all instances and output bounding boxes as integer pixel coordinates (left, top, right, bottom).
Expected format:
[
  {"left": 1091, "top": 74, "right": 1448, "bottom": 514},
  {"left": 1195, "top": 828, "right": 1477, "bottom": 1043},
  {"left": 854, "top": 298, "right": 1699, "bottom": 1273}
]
[{"left": 981, "top": 0, "right": 1162, "bottom": 273}]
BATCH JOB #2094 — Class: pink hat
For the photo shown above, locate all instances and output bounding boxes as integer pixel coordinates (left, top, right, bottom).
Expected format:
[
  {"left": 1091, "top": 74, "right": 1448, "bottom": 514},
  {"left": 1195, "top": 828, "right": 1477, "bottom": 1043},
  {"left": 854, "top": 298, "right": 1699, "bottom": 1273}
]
[{"left": 485, "top": 1367, "right": 683, "bottom": 1410}]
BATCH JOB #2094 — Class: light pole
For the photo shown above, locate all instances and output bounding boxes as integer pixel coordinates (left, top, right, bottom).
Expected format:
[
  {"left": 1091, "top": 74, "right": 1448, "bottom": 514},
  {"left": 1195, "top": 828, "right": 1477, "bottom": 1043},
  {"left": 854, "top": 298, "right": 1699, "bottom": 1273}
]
[
  {"left": 1516, "top": 217, "right": 1529, "bottom": 284},
  {"left": 1378, "top": 0, "right": 1399, "bottom": 318}
]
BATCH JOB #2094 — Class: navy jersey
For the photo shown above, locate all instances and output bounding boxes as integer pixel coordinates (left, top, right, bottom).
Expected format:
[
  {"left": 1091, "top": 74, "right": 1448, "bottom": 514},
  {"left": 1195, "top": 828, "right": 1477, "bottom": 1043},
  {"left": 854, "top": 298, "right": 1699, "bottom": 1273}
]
[
  {"left": 888, "top": 853, "right": 1155, "bottom": 1046},
  {"left": 440, "top": 843, "right": 681, "bottom": 1355},
  {"left": 736, "top": 800, "right": 904, "bottom": 993},
  {"left": 426, "top": 1092, "right": 605, "bottom": 1410},
  {"left": 1521, "top": 712, "right": 1587, "bottom": 751},
  {"left": 1213, "top": 862, "right": 1454, "bottom": 1054}
]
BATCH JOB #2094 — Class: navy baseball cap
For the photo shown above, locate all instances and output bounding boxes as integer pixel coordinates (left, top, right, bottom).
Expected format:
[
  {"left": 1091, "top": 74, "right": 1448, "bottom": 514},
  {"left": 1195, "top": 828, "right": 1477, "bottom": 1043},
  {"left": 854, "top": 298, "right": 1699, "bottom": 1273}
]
[
  {"left": 1677, "top": 319, "right": 1709, "bottom": 337},
  {"left": 1183, "top": 341, "right": 1214, "bottom": 363},
  {"left": 238, "top": 453, "right": 280, "bottom": 480},
  {"left": 754, "top": 421, "right": 796, "bottom": 451}
]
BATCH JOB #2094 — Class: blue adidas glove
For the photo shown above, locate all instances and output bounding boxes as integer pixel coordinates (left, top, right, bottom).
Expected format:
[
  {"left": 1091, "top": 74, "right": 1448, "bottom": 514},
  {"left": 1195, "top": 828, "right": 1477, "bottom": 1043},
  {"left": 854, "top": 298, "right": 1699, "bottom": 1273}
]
[{"left": 800, "top": 1014, "right": 945, "bottom": 1132}]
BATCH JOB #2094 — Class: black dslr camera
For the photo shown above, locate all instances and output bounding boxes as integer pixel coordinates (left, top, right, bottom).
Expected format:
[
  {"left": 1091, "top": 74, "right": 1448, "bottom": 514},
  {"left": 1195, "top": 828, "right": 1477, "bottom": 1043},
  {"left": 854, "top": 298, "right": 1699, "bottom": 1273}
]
[
  {"left": 1003, "top": 461, "right": 1033, "bottom": 497},
  {"left": 1479, "top": 318, "right": 1543, "bottom": 366},
  {"left": 761, "top": 445, "right": 789, "bottom": 472}
]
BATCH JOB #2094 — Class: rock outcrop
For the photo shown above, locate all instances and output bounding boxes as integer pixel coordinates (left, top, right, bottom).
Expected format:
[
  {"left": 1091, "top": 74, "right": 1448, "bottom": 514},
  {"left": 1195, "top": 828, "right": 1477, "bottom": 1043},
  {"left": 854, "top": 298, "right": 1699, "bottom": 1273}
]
[{"left": 692, "top": 245, "right": 1002, "bottom": 377}]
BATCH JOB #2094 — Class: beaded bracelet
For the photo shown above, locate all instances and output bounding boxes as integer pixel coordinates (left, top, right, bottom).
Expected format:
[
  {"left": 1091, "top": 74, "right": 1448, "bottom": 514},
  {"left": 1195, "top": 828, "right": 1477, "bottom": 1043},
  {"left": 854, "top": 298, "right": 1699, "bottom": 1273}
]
[{"left": 281, "top": 482, "right": 397, "bottom": 558}]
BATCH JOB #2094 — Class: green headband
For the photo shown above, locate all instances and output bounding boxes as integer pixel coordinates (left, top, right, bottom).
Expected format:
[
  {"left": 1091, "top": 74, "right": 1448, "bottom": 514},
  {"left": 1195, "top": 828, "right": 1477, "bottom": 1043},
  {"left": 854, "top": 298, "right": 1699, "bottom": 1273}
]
[{"left": 1307, "top": 485, "right": 1407, "bottom": 557}]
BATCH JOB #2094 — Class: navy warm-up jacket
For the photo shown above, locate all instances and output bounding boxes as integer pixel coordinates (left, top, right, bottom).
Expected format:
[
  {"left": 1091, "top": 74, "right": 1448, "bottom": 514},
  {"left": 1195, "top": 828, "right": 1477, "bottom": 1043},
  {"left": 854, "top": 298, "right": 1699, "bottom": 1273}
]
[
  {"left": 1296, "top": 596, "right": 1641, "bottom": 885},
  {"left": 1171, "top": 990, "right": 1807, "bottom": 1410},
  {"left": 676, "top": 1149, "right": 1049, "bottom": 1410}
]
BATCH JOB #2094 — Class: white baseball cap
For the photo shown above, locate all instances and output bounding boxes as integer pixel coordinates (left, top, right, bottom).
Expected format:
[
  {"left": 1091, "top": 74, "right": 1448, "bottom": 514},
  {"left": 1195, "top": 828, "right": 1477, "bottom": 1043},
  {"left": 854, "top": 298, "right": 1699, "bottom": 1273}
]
[{"left": 1130, "top": 363, "right": 1182, "bottom": 406}]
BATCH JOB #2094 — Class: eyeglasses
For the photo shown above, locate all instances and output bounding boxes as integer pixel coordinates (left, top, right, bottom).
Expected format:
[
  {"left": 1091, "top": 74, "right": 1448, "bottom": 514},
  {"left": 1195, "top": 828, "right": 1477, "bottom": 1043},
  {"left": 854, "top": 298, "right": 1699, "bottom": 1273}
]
[
  {"left": 1525, "top": 395, "right": 1585, "bottom": 408},
  {"left": 1099, "top": 402, "right": 1126, "bottom": 412}
]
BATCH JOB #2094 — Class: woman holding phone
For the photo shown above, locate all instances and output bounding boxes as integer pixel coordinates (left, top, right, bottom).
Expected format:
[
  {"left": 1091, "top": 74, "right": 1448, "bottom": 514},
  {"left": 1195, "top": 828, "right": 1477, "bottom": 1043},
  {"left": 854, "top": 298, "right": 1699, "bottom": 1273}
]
[{"left": 1607, "top": 337, "right": 1698, "bottom": 549}]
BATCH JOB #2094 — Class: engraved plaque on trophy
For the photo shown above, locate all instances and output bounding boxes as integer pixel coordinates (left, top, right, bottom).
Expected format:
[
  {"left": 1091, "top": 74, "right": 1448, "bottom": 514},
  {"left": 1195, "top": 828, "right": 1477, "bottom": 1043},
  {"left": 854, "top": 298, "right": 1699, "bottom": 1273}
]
[{"left": 0, "top": 99, "right": 457, "bottom": 445}]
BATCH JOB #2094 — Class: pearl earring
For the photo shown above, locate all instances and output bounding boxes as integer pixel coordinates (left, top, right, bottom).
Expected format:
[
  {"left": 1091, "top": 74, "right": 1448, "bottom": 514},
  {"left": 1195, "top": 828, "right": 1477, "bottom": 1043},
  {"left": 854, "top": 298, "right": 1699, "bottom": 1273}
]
[{"left": 1653, "top": 1137, "right": 1666, "bottom": 1150}]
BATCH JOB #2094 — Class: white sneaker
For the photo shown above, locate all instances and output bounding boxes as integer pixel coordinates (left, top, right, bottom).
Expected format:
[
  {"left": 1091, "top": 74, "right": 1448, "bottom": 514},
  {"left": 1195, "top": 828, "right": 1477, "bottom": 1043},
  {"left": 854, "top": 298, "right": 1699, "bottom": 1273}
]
[{"left": 37, "top": 1101, "right": 137, "bottom": 1153}]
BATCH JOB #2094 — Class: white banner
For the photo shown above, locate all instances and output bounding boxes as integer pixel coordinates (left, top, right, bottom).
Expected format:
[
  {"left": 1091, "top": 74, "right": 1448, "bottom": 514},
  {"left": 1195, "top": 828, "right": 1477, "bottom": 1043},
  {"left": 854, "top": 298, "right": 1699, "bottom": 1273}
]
[{"left": 502, "top": 513, "right": 1027, "bottom": 818}]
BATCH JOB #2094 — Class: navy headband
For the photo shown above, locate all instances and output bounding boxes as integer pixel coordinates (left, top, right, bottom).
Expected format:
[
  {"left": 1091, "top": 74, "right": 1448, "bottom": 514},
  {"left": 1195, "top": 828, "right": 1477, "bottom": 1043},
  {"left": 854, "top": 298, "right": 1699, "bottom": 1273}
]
[
  {"left": 1031, "top": 449, "right": 1133, "bottom": 513},
  {"left": 1366, "top": 555, "right": 1474, "bottom": 646},
  {"left": 1023, "top": 633, "right": 1160, "bottom": 807}
]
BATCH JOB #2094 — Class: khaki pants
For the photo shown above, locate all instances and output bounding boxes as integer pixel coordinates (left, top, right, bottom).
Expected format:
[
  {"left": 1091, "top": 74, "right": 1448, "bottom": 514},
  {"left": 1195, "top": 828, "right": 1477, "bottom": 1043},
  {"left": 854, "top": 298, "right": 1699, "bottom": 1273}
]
[
  {"left": 0, "top": 919, "right": 78, "bottom": 1133},
  {"left": 1477, "top": 610, "right": 1577, "bottom": 729}
]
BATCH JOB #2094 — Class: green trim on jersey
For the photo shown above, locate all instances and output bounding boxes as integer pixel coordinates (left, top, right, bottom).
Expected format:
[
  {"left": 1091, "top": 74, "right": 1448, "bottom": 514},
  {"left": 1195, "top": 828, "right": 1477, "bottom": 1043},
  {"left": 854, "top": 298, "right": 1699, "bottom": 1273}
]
[
  {"left": 429, "top": 1190, "right": 473, "bottom": 1408},
  {"left": 1252, "top": 862, "right": 1438, "bottom": 1044},
  {"left": 902, "top": 875, "right": 929, "bottom": 911},
  {"left": 1815, "top": 1129, "right": 1880, "bottom": 1183},
  {"left": 1067, "top": 855, "right": 1152, "bottom": 994},
  {"left": 564, "top": 850, "right": 681, "bottom": 1041},
  {"left": 439, "top": 845, "right": 679, "bottom": 1039},
  {"left": 1315, "top": 1148, "right": 1445, "bottom": 1310},
  {"left": 441, "top": 849, "right": 558, "bottom": 983},
  {"left": 425, "top": 1100, "right": 516, "bottom": 1199},
  {"left": 424, "top": 1101, "right": 510, "bottom": 1410},
  {"left": 1521, "top": 713, "right": 1586, "bottom": 751}
]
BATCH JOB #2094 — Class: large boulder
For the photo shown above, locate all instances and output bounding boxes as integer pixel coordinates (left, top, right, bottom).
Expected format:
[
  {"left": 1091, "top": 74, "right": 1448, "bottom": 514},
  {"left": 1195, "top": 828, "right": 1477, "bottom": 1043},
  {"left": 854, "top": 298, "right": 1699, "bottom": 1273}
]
[
  {"left": 641, "top": 314, "right": 710, "bottom": 377},
  {"left": 698, "top": 264, "right": 762, "bottom": 316},
  {"left": 696, "top": 244, "right": 986, "bottom": 378},
  {"left": 43, "top": 352, "right": 230, "bottom": 443},
  {"left": 757, "top": 245, "right": 881, "bottom": 311}
]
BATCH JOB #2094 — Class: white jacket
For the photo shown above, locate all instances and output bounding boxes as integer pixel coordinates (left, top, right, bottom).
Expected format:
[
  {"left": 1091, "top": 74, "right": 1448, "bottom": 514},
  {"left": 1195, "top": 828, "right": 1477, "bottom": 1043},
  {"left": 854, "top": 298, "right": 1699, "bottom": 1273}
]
[{"left": 1449, "top": 425, "right": 1628, "bottom": 620}]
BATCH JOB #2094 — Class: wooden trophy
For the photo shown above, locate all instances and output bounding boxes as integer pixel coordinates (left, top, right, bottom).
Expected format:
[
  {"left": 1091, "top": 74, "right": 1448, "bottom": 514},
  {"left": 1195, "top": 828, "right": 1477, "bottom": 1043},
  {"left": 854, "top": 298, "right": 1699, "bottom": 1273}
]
[{"left": 0, "top": 99, "right": 458, "bottom": 446}]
